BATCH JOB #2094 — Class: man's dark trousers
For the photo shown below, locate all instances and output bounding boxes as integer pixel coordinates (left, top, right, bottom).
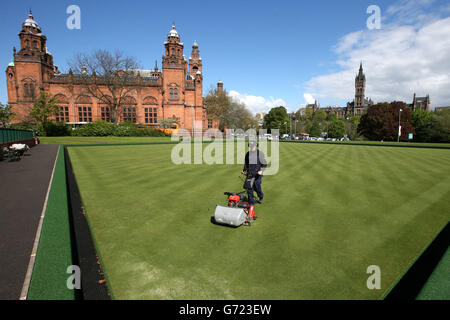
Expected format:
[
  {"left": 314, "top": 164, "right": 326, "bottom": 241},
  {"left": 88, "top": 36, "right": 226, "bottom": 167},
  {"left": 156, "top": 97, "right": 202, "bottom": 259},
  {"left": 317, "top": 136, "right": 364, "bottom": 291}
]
[{"left": 248, "top": 175, "right": 263, "bottom": 205}]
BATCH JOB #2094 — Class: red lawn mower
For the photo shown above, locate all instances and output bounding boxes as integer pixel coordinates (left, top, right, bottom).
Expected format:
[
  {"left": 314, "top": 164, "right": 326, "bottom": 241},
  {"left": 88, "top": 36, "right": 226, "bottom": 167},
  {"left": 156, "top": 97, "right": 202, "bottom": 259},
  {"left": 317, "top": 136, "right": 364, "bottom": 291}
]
[{"left": 213, "top": 174, "right": 257, "bottom": 227}]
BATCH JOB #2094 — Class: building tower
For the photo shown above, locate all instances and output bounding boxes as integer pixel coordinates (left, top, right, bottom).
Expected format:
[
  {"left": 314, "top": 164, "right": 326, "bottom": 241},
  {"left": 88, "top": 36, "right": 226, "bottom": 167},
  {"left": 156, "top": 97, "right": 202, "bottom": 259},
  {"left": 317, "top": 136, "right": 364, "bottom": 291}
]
[
  {"left": 217, "top": 80, "right": 223, "bottom": 91},
  {"left": 6, "top": 11, "right": 55, "bottom": 121},
  {"left": 189, "top": 40, "right": 202, "bottom": 77},
  {"left": 354, "top": 62, "right": 366, "bottom": 114},
  {"left": 162, "top": 24, "right": 187, "bottom": 111}
]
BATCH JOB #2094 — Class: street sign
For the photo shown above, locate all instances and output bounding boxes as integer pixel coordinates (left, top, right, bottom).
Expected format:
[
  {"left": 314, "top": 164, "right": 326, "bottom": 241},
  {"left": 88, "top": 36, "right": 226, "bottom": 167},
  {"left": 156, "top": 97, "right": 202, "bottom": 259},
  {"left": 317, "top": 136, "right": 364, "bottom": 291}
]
[{"left": 408, "top": 133, "right": 413, "bottom": 140}]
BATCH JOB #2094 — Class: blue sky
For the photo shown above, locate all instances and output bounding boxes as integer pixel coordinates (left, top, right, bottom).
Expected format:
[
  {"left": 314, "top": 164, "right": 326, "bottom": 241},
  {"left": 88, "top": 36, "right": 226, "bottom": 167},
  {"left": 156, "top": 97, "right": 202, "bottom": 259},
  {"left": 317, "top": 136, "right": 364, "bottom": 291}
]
[{"left": 2, "top": 0, "right": 450, "bottom": 113}]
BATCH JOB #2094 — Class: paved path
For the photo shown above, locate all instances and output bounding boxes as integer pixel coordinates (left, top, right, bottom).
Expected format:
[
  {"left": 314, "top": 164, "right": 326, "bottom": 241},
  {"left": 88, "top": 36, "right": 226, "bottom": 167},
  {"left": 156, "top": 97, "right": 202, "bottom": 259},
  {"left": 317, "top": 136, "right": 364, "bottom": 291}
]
[{"left": 0, "top": 144, "right": 59, "bottom": 300}]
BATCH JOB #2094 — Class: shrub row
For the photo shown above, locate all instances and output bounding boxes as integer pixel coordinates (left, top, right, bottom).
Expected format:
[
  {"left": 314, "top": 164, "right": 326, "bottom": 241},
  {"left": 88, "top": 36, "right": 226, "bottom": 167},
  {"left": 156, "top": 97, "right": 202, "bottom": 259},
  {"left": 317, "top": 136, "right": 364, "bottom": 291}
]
[
  {"left": 71, "top": 121, "right": 168, "bottom": 137},
  {"left": 9, "top": 121, "right": 169, "bottom": 137}
]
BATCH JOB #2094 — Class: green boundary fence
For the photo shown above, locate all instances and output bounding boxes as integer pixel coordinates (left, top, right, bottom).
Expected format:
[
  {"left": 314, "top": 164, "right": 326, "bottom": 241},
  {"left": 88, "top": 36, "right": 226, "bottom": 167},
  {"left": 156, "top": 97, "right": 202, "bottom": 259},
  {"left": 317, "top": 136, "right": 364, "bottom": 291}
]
[{"left": 0, "top": 128, "right": 35, "bottom": 144}]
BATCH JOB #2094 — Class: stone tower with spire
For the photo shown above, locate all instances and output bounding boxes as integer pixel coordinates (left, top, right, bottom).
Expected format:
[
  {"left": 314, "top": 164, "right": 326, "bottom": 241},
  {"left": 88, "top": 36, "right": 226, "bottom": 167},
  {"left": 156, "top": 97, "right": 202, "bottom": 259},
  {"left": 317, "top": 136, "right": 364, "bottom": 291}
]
[
  {"left": 346, "top": 62, "right": 372, "bottom": 116},
  {"left": 354, "top": 62, "right": 366, "bottom": 113}
]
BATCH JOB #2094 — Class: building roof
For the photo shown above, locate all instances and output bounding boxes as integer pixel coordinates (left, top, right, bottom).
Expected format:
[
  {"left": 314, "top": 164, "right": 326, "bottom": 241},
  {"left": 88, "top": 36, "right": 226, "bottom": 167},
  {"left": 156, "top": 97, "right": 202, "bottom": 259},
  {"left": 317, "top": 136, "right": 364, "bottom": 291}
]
[
  {"left": 168, "top": 24, "right": 179, "bottom": 38},
  {"left": 23, "top": 11, "right": 40, "bottom": 30}
]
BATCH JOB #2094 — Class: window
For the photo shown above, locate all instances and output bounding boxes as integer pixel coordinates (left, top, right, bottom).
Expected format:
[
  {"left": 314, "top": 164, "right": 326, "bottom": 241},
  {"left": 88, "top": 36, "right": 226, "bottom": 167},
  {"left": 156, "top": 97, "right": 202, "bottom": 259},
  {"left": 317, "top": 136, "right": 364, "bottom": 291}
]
[
  {"left": 56, "top": 106, "right": 69, "bottom": 122},
  {"left": 145, "top": 108, "right": 158, "bottom": 124},
  {"left": 78, "top": 106, "right": 92, "bottom": 122},
  {"left": 123, "top": 107, "right": 136, "bottom": 122},
  {"left": 24, "top": 83, "right": 34, "bottom": 98},
  {"left": 101, "top": 107, "right": 112, "bottom": 122},
  {"left": 169, "top": 88, "right": 178, "bottom": 100},
  {"left": 33, "top": 41, "right": 38, "bottom": 49},
  {"left": 208, "top": 119, "right": 213, "bottom": 129}
]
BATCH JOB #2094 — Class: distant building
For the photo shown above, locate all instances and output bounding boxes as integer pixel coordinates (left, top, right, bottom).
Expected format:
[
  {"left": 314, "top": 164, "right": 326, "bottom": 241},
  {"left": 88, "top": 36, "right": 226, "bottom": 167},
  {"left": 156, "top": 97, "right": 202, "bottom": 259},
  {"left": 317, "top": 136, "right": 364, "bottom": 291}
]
[
  {"left": 409, "top": 93, "right": 430, "bottom": 111},
  {"left": 435, "top": 106, "right": 450, "bottom": 112},
  {"left": 346, "top": 63, "right": 373, "bottom": 116},
  {"left": 323, "top": 106, "right": 346, "bottom": 119},
  {"left": 306, "top": 100, "right": 320, "bottom": 113}
]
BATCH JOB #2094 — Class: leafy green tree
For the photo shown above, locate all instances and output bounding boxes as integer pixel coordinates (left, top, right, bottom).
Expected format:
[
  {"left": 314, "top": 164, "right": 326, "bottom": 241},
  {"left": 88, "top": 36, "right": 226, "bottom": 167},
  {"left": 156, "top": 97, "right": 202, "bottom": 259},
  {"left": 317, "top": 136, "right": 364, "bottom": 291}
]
[
  {"left": 328, "top": 119, "right": 346, "bottom": 138},
  {"left": 0, "top": 103, "right": 14, "bottom": 127},
  {"left": 263, "top": 106, "right": 289, "bottom": 134},
  {"left": 431, "top": 109, "right": 450, "bottom": 142},
  {"left": 304, "top": 107, "right": 314, "bottom": 120},
  {"left": 308, "top": 120, "right": 322, "bottom": 137},
  {"left": 30, "top": 91, "right": 59, "bottom": 124},
  {"left": 411, "top": 109, "right": 433, "bottom": 142},
  {"left": 344, "top": 115, "right": 361, "bottom": 140},
  {"left": 326, "top": 113, "right": 337, "bottom": 122},
  {"left": 313, "top": 109, "right": 327, "bottom": 122}
]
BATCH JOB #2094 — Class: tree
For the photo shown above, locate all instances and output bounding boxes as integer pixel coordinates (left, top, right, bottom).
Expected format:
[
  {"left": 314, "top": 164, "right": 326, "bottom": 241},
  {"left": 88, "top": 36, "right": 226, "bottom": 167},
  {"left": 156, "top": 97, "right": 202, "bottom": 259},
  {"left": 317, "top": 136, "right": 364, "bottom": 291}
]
[
  {"left": 431, "top": 109, "right": 450, "bottom": 142},
  {"left": 344, "top": 115, "right": 361, "bottom": 140},
  {"left": 328, "top": 119, "right": 346, "bottom": 139},
  {"left": 358, "top": 101, "right": 415, "bottom": 141},
  {"left": 69, "top": 50, "right": 141, "bottom": 124},
  {"left": 411, "top": 109, "right": 433, "bottom": 142},
  {"left": 326, "top": 113, "right": 337, "bottom": 122},
  {"left": 30, "top": 91, "right": 59, "bottom": 124},
  {"left": 308, "top": 120, "right": 322, "bottom": 137},
  {"left": 204, "top": 87, "right": 257, "bottom": 131},
  {"left": 159, "top": 117, "right": 178, "bottom": 129},
  {"left": 0, "top": 103, "right": 14, "bottom": 127},
  {"left": 313, "top": 109, "right": 327, "bottom": 122},
  {"left": 263, "top": 106, "right": 290, "bottom": 134}
]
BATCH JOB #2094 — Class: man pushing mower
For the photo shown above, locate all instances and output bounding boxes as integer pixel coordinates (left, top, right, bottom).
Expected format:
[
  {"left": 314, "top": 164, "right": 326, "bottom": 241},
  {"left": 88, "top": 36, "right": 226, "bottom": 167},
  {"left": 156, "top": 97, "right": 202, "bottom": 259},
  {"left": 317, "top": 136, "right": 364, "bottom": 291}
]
[
  {"left": 242, "top": 141, "right": 267, "bottom": 206},
  {"left": 213, "top": 140, "right": 267, "bottom": 227}
]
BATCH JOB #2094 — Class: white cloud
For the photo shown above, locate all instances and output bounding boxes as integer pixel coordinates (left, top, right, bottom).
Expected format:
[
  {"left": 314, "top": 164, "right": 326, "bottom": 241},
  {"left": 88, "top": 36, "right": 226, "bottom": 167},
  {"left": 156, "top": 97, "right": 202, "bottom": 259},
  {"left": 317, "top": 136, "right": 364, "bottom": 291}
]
[
  {"left": 305, "top": 2, "right": 450, "bottom": 107},
  {"left": 303, "top": 93, "right": 316, "bottom": 104},
  {"left": 228, "top": 90, "right": 289, "bottom": 114}
]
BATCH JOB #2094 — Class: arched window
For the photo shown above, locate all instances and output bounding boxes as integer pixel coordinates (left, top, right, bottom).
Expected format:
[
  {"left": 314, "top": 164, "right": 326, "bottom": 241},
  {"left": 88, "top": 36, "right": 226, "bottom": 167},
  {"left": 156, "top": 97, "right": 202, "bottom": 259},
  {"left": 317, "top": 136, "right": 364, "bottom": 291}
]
[
  {"left": 171, "top": 48, "right": 175, "bottom": 56},
  {"left": 173, "top": 88, "right": 178, "bottom": 100},
  {"left": 33, "top": 41, "right": 38, "bottom": 49}
]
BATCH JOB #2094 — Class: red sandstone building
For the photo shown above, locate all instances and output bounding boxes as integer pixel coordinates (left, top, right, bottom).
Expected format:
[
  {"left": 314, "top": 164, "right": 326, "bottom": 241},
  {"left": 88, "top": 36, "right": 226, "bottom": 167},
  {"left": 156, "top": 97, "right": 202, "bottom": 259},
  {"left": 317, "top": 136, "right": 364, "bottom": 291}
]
[{"left": 5, "top": 12, "right": 216, "bottom": 133}]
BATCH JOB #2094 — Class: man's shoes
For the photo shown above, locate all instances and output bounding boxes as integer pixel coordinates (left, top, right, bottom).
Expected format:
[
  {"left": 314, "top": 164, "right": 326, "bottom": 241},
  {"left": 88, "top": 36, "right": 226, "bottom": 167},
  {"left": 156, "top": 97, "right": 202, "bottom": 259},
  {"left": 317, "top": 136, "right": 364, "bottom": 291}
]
[{"left": 258, "top": 198, "right": 264, "bottom": 204}]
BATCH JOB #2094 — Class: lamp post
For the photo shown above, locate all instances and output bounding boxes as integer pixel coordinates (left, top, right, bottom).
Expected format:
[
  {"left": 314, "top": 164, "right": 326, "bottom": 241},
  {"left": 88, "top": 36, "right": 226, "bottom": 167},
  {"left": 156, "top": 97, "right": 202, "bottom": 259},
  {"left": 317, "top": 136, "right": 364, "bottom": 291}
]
[
  {"left": 397, "top": 108, "right": 403, "bottom": 143},
  {"left": 283, "top": 121, "right": 287, "bottom": 135},
  {"left": 295, "top": 120, "right": 298, "bottom": 136}
]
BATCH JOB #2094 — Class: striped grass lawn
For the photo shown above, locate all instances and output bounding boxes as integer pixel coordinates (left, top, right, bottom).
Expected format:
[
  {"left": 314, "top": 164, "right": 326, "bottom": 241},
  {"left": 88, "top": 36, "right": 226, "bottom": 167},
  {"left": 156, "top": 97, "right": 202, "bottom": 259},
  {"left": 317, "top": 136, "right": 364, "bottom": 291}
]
[{"left": 67, "top": 143, "right": 450, "bottom": 299}]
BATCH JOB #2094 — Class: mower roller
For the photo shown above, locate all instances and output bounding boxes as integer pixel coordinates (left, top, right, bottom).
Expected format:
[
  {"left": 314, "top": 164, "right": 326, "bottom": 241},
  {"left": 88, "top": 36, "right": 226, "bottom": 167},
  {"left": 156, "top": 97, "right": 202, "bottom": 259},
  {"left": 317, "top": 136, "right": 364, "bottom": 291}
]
[{"left": 214, "top": 174, "right": 257, "bottom": 227}]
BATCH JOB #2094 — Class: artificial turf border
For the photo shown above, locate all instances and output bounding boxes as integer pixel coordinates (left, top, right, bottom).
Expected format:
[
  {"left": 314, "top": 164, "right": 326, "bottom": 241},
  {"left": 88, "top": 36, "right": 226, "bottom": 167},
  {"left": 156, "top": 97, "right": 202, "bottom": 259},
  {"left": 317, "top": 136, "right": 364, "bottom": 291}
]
[
  {"left": 26, "top": 146, "right": 75, "bottom": 300},
  {"left": 383, "top": 220, "right": 450, "bottom": 300}
]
